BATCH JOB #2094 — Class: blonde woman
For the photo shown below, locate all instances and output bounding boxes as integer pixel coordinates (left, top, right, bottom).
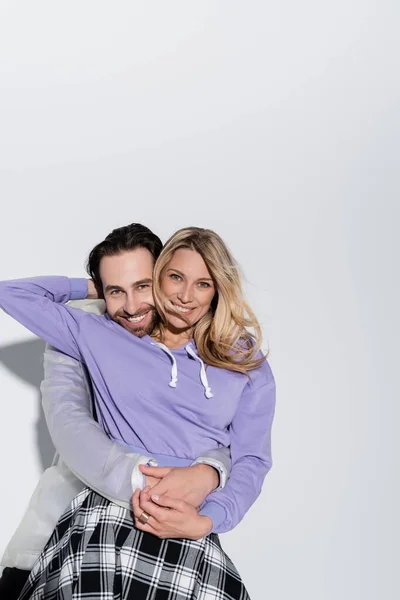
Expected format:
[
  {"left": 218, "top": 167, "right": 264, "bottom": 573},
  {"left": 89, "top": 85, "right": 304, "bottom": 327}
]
[{"left": 0, "top": 227, "right": 275, "bottom": 599}]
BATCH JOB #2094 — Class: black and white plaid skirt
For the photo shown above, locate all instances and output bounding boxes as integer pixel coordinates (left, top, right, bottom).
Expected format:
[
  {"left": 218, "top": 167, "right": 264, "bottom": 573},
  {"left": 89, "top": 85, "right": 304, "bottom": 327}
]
[{"left": 19, "top": 488, "right": 250, "bottom": 600}]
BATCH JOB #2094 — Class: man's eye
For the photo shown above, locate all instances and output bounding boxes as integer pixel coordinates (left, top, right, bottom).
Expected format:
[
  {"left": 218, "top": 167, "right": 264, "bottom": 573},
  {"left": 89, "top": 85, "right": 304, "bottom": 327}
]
[
  {"left": 110, "top": 290, "right": 121, "bottom": 296},
  {"left": 137, "top": 284, "right": 150, "bottom": 290}
]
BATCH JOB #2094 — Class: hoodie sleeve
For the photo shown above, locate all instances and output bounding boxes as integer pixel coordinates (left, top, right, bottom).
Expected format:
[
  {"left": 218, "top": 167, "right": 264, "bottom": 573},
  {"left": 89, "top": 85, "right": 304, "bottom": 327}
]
[
  {"left": 198, "top": 360, "right": 276, "bottom": 533},
  {"left": 0, "top": 276, "right": 88, "bottom": 360}
]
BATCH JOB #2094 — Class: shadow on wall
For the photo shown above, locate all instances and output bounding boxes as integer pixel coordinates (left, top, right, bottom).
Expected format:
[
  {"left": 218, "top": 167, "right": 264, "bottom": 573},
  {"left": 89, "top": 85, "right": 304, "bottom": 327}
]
[{"left": 0, "top": 339, "right": 55, "bottom": 471}]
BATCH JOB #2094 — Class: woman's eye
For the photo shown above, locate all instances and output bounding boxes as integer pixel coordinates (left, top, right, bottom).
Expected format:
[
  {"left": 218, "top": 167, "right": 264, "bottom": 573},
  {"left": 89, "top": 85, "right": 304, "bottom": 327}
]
[
  {"left": 198, "top": 282, "right": 211, "bottom": 288},
  {"left": 170, "top": 273, "right": 181, "bottom": 281}
]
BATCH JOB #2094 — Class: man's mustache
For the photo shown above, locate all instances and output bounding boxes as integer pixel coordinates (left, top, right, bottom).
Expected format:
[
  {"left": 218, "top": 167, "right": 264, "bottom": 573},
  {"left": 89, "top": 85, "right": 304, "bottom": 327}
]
[{"left": 115, "top": 305, "right": 156, "bottom": 319}]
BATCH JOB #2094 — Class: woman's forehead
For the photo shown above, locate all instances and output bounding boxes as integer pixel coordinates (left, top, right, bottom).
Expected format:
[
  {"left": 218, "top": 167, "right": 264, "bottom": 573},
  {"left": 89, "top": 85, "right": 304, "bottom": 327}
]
[{"left": 167, "top": 248, "right": 212, "bottom": 279}]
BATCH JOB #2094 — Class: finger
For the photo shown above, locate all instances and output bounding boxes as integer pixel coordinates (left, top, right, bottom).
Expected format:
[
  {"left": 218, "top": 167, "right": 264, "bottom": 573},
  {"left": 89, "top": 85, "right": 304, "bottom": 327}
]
[
  {"left": 132, "top": 488, "right": 141, "bottom": 503},
  {"left": 138, "top": 488, "right": 167, "bottom": 523},
  {"left": 145, "top": 476, "right": 162, "bottom": 489},
  {"left": 137, "top": 494, "right": 177, "bottom": 523},
  {"left": 138, "top": 487, "right": 152, "bottom": 508},
  {"left": 139, "top": 465, "right": 172, "bottom": 478},
  {"left": 134, "top": 517, "right": 163, "bottom": 538},
  {"left": 133, "top": 491, "right": 160, "bottom": 529},
  {"left": 134, "top": 489, "right": 153, "bottom": 520},
  {"left": 150, "top": 494, "right": 185, "bottom": 512},
  {"left": 147, "top": 479, "right": 170, "bottom": 499},
  {"left": 138, "top": 486, "right": 151, "bottom": 503},
  {"left": 132, "top": 489, "right": 143, "bottom": 518}
]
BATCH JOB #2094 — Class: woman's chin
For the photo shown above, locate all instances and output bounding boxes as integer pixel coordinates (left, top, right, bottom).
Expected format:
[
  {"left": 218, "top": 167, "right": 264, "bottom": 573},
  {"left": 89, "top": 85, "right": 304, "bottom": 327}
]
[{"left": 167, "top": 314, "right": 193, "bottom": 331}]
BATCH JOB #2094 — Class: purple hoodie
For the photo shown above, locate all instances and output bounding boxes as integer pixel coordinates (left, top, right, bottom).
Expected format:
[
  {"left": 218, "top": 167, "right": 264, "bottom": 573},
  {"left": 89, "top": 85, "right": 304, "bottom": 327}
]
[{"left": 0, "top": 276, "right": 276, "bottom": 533}]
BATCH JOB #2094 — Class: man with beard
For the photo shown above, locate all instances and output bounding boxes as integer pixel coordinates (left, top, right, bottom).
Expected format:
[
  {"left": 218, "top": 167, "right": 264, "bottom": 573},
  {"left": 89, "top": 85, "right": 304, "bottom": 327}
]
[{"left": 0, "top": 223, "right": 231, "bottom": 599}]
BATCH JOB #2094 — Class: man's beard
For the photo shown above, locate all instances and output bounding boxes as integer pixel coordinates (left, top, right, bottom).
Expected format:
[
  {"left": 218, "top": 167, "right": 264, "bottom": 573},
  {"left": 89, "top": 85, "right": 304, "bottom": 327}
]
[{"left": 112, "top": 305, "right": 157, "bottom": 338}]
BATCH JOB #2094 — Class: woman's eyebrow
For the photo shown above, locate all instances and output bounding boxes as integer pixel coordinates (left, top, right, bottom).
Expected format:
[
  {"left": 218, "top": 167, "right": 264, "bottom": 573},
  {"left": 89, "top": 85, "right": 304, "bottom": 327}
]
[{"left": 167, "top": 268, "right": 213, "bottom": 281}]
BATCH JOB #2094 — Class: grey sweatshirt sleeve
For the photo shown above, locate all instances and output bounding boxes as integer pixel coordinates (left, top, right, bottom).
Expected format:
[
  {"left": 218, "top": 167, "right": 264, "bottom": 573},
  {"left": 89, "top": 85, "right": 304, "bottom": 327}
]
[{"left": 42, "top": 345, "right": 153, "bottom": 510}]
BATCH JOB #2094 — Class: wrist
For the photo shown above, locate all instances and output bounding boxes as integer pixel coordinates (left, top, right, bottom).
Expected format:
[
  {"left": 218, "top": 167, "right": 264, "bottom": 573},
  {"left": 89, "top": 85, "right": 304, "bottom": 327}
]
[
  {"left": 192, "top": 464, "right": 219, "bottom": 494},
  {"left": 195, "top": 515, "right": 213, "bottom": 539}
]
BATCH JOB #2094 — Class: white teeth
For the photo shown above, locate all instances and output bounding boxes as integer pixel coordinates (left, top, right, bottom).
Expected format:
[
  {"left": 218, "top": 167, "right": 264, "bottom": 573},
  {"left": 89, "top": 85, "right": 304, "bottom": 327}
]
[
  {"left": 174, "top": 304, "right": 191, "bottom": 313},
  {"left": 127, "top": 314, "right": 146, "bottom": 323}
]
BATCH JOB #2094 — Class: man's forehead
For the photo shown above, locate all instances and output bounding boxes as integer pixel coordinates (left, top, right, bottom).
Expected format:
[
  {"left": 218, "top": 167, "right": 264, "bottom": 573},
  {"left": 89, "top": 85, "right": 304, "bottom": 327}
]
[{"left": 99, "top": 249, "right": 154, "bottom": 283}]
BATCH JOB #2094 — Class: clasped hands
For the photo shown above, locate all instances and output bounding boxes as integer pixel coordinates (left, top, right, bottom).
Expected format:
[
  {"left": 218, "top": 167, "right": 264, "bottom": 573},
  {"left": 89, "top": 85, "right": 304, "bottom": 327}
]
[{"left": 132, "top": 464, "right": 215, "bottom": 540}]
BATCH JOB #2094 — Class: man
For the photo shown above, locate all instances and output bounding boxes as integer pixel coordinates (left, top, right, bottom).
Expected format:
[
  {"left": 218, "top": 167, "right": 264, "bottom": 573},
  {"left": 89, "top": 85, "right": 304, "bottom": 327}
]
[{"left": 0, "top": 223, "right": 231, "bottom": 598}]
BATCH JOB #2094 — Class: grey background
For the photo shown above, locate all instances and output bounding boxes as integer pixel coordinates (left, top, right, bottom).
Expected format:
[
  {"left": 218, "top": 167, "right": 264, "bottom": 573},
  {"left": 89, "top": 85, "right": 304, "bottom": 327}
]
[{"left": 0, "top": 1, "right": 398, "bottom": 598}]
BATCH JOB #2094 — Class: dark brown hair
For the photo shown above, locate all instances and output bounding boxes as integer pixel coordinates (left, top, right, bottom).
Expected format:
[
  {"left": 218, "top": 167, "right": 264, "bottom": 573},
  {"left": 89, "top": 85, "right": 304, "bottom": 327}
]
[{"left": 86, "top": 223, "right": 163, "bottom": 296}]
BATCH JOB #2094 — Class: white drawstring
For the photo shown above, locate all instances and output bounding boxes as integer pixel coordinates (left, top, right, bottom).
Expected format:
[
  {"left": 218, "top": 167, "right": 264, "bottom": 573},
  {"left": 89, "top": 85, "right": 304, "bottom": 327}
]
[
  {"left": 152, "top": 341, "right": 214, "bottom": 398},
  {"left": 185, "top": 344, "right": 214, "bottom": 399},
  {"left": 151, "top": 342, "right": 178, "bottom": 388}
]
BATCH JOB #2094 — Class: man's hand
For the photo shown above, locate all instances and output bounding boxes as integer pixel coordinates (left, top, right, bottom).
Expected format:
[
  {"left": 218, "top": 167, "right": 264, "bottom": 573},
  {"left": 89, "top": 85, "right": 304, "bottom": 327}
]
[
  {"left": 132, "top": 487, "right": 213, "bottom": 540},
  {"left": 87, "top": 279, "right": 99, "bottom": 299},
  {"left": 140, "top": 464, "right": 219, "bottom": 508},
  {"left": 144, "top": 473, "right": 163, "bottom": 489}
]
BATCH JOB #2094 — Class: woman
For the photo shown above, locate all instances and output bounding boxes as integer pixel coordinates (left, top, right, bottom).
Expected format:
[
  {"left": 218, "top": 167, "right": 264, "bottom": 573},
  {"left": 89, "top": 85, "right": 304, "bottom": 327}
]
[{"left": 0, "top": 227, "right": 275, "bottom": 599}]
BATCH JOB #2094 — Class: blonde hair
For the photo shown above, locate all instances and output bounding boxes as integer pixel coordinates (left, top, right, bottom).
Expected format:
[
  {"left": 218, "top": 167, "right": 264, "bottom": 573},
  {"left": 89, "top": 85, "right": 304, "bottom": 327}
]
[{"left": 152, "top": 227, "right": 266, "bottom": 375}]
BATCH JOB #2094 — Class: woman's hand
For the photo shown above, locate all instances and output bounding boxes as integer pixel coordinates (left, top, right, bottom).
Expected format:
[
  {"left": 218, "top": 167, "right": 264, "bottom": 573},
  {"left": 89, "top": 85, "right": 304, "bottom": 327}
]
[
  {"left": 132, "top": 487, "right": 213, "bottom": 540},
  {"left": 139, "top": 464, "right": 219, "bottom": 508}
]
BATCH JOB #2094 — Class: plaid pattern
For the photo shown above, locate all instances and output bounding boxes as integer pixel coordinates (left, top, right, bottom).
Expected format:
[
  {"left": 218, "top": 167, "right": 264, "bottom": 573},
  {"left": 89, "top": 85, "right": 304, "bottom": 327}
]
[{"left": 19, "top": 488, "right": 250, "bottom": 600}]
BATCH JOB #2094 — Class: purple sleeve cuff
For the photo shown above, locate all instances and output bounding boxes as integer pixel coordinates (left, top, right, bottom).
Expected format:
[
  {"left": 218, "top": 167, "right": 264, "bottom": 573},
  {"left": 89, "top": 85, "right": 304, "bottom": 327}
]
[
  {"left": 69, "top": 279, "right": 88, "bottom": 301},
  {"left": 198, "top": 501, "right": 227, "bottom": 532}
]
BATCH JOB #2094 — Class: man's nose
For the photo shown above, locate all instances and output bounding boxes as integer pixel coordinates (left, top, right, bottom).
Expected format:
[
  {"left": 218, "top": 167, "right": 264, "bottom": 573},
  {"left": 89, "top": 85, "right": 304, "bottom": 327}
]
[{"left": 123, "top": 293, "right": 139, "bottom": 315}]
